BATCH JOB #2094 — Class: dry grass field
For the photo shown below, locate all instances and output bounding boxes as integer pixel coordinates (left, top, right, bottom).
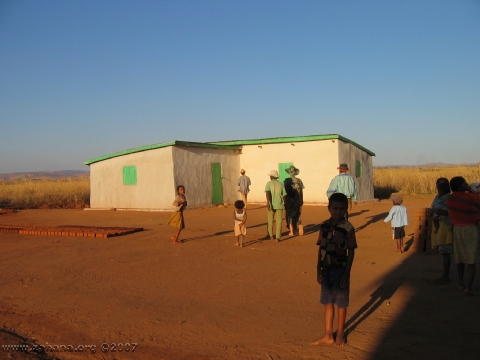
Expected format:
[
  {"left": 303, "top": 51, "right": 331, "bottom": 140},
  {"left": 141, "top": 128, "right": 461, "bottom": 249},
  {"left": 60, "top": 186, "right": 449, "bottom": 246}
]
[
  {"left": 373, "top": 164, "right": 480, "bottom": 198},
  {"left": 0, "top": 177, "right": 90, "bottom": 209}
]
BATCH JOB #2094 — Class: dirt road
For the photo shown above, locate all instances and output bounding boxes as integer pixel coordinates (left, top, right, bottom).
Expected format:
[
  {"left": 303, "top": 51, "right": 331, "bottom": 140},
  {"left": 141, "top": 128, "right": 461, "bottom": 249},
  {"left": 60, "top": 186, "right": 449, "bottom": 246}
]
[{"left": 1, "top": 196, "right": 479, "bottom": 359}]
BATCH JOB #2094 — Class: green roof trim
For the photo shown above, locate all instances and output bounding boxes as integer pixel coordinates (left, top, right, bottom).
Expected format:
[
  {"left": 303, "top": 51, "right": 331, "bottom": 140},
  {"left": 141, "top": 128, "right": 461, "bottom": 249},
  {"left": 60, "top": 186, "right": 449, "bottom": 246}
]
[
  {"left": 83, "top": 141, "right": 241, "bottom": 165},
  {"left": 208, "top": 134, "right": 376, "bottom": 156},
  {"left": 84, "top": 134, "right": 374, "bottom": 166}
]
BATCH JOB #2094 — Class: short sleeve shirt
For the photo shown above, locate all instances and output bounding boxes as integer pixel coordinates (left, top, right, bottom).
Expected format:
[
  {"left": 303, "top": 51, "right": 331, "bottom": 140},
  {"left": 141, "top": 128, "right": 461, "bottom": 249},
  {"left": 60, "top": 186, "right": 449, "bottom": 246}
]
[
  {"left": 316, "top": 219, "right": 357, "bottom": 268},
  {"left": 265, "top": 179, "right": 286, "bottom": 210}
]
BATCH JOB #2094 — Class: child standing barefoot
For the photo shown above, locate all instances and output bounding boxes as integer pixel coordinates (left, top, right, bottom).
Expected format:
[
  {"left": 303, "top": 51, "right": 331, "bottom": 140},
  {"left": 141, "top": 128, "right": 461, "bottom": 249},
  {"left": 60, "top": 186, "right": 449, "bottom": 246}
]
[
  {"left": 233, "top": 200, "right": 247, "bottom": 247},
  {"left": 311, "top": 192, "right": 357, "bottom": 347},
  {"left": 167, "top": 185, "right": 187, "bottom": 244},
  {"left": 384, "top": 195, "right": 408, "bottom": 253}
]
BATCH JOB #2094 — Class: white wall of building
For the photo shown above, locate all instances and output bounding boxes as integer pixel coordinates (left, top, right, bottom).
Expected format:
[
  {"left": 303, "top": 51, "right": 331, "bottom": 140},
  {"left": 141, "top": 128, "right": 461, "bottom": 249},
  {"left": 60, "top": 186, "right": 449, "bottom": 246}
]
[
  {"left": 238, "top": 140, "right": 340, "bottom": 204},
  {"left": 88, "top": 139, "right": 374, "bottom": 210},
  {"left": 172, "top": 146, "right": 240, "bottom": 206},
  {"left": 89, "top": 147, "right": 175, "bottom": 210}
]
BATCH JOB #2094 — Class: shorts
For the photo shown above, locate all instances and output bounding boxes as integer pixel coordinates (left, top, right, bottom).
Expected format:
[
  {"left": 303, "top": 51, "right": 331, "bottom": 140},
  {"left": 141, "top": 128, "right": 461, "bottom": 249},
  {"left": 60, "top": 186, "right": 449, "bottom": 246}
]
[
  {"left": 320, "top": 267, "right": 350, "bottom": 308},
  {"left": 234, "top": 221, "right": 247, "bottom": 236},
  {"left": 394, "top": 226, "right": 405, "bottom": 239}
]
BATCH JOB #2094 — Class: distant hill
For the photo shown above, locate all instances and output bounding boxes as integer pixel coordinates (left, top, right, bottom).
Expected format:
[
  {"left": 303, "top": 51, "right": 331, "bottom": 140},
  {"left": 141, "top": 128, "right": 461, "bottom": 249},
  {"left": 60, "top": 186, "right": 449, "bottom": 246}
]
[
  {"left": 374, "top": 163, "right": 479, "bottom": 168},
  {"left": 0, "top": 170, "right": 89, "bottom": 180}
]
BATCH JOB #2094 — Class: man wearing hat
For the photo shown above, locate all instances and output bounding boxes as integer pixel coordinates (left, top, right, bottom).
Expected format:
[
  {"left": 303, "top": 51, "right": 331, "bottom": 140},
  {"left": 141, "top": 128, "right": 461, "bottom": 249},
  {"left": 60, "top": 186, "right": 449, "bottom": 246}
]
[
  {"left": 326, "top": 163, "right": 358, "bottom": 220},
  {"left": 237, "top": 169, "right": 251, "bottom": 208},
  {"left": 264, "top": 170, "right": 287, "bottom": 241}
]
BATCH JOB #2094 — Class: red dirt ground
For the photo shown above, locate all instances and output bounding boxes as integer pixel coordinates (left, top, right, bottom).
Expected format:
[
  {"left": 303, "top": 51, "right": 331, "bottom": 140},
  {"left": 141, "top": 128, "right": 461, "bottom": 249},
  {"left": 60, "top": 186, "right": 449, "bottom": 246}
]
[{"left": 1, "top": 195, "right": 479, "bottom": 360}]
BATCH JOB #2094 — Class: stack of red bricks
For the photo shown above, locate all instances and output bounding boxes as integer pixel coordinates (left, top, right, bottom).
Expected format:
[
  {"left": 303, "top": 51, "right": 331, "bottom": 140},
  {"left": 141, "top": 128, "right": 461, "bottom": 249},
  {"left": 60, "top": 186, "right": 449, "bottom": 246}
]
[
  {"left": 412, "top": 208, "right": 432, "bottom": 251},
  {"left": 0, "top": 224, "right": 143, "bottom": 238}
]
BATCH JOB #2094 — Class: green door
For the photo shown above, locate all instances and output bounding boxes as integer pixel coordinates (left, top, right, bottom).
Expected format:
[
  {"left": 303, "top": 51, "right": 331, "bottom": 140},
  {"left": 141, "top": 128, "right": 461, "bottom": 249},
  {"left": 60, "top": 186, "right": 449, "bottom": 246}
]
[
  {"left": 211, "top": 163, "right": 223, "bottom": 205},
  {"left": 278, "top": 162, "right": 293, "bottom": 184}
]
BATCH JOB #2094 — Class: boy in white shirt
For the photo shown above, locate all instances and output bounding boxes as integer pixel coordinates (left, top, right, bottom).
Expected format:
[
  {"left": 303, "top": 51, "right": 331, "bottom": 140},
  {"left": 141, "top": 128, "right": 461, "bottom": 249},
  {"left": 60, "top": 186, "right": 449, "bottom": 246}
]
[{"left": 384, "top": 195, "right": 408, "bottom": 253}]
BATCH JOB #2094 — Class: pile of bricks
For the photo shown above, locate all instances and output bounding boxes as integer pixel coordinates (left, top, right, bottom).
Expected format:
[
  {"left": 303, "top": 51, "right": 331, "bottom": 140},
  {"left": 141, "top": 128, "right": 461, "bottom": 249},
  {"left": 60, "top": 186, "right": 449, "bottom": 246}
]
[
  {"left": 412, "top": 208, "right": 432, "bottom": 251},
  {"left": 0, "top": 225, "right": 143, "bottom": 238}
]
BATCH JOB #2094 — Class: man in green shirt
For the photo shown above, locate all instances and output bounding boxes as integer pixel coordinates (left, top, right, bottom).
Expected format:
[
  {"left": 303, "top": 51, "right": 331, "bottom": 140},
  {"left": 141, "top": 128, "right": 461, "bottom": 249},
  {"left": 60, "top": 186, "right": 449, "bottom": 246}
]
[{"left": 265, "top": 170, "right": 287, "bottom": 241}]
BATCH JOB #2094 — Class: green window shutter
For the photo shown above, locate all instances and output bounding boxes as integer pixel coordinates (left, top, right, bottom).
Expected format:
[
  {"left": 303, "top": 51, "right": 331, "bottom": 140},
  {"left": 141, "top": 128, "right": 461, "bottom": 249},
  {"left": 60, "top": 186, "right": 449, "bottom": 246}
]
[
  {"left": 123, "top": 166, "right": 137, "bottom": 185},
  {"left": 355, "top": 161, "right": 361, "bottom": 178}
]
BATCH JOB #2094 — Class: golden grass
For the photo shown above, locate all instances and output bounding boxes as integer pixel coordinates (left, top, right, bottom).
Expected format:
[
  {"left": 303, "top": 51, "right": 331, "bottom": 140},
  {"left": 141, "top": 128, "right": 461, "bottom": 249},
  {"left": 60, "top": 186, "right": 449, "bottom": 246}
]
[
  {"left": 0, "top": 177, "right": 90, "bottom": 209},
  {"left": 373, "top": 164, "right": 480, "bottom": 198}
]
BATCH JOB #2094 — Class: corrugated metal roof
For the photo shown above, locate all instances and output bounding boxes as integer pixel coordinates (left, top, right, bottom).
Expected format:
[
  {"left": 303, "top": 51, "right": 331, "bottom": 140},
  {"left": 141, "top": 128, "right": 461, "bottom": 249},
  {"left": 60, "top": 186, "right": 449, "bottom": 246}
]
[
  {"left": 208, "top": 134, "right": 375, "bottom": 156},
  {"left": 84, "top": 134, "right": 375, "bottom": 166},
  {"left": 83, "top": 141, "right": 241, "bottom": 165}
]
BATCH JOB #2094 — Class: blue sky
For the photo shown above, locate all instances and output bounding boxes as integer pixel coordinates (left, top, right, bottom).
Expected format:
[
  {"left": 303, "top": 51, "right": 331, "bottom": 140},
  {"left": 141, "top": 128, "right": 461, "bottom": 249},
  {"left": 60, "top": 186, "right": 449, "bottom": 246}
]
[{"left": 1, "top": 0, "right": 479, "bottom": 173}]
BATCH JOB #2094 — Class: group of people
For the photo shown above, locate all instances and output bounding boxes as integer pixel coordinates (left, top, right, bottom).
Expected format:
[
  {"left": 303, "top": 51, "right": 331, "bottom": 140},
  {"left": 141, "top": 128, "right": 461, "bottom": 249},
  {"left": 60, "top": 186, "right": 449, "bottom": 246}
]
[
  {"left": 263, "top": 166, "right": 305, "bottom": 242},
  {"left": 165, "top": 164, "right": 359, "bottom": 346},
  {"left": 166, "top": 163, "right": 359, "bottom": 246},
  {"left": 260, "top": 163, "right": 358, "bottom": 242},
  {"left": 165, "top": 169, "right": 479, "bottom": 347},
  {"left": 429, "top": 176, "right": 480, "bottom": 296},
  {"left": 382, "top": 176, "right": 480, "bottom": 295},
  {"left": 232, "top": 166, "right": 306, "bottom": 246}
]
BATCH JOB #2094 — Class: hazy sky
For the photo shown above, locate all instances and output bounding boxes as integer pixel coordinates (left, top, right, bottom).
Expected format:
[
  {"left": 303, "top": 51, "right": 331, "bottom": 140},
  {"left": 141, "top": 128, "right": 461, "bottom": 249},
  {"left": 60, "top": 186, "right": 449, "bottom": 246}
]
[{"left": 1, "top": 0, "right": 479, "bottom": 173}]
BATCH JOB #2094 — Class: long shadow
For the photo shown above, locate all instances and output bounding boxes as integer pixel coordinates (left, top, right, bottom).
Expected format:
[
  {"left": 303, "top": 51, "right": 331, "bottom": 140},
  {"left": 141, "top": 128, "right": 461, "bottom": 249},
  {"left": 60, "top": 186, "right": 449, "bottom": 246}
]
[
  {"left": 182, "top": 223, "right": 269, "bottom": 243},
  {"left": 344, "top": 277, "right": 406, "bottom": 339},
  {"left": 403, "top": 236, "right": 414, "bottom": 252},
  {"left": 303, "top": 223, "right": 322, "bottom": 236},
  {"left": 355, "top": 212, "right": 389, "bottom": 232},
  {"left": 244, "top": 205, "right": 268, "bottom": 211},
  {"left": 348, "top": 209, "right": 369, "bottom": 218},
  {"left": 241, "top": 238, "right": 265, "bottom": 247},
  {"left": 341, "top": 238, "right": 479, "bottom": 359},
  {"left": 365, "top": 254, "right": 478, "bottom": 359},
  {"left": 182, "top": 230, "right": 233, "bottom": 243}
]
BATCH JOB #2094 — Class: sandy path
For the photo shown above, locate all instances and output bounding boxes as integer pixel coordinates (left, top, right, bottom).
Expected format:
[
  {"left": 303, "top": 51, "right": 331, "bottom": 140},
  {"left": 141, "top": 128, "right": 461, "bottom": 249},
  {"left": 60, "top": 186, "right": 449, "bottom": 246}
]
[{"left": 1, "top": 196, "right": 479, "bottom": 359}]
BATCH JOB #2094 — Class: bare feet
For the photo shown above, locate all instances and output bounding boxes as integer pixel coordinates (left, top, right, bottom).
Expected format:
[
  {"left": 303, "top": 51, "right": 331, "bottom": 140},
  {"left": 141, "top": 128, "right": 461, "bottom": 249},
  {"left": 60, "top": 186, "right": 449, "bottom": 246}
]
[
  {"left": 334, "top": 331, "right": 346, "bottom": 347},
  {"left": 310, "top": 335, "right": 334, "bottom": 346},
  {"left": 464, "top": 289, "right": 476, "bottom": 296}
]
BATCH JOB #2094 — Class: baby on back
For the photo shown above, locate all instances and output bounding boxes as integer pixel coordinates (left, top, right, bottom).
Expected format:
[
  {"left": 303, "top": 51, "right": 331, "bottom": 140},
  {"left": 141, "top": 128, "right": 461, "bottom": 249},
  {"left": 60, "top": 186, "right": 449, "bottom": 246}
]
[{"left": 470, "top": 182, "right": 480, "bottom": 194}]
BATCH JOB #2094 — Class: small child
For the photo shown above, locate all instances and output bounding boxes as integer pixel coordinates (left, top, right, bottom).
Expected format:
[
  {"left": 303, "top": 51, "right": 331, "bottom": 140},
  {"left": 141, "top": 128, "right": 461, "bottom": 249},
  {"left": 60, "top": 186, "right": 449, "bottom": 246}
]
[
  {"left": 432, "top": 213, "right": 447, "bottom": 234},
  {"left": 384, "top": 195, "right": 408, "bottom": 253},
  {"left": 311, "top": 192, "right": 357, "bottom": 347},
  {"left": 233, "top": 200, "right": 247, "bottom": 247},
  {"left": 167, "top": 185, "right": 187, "bottom": 244}
]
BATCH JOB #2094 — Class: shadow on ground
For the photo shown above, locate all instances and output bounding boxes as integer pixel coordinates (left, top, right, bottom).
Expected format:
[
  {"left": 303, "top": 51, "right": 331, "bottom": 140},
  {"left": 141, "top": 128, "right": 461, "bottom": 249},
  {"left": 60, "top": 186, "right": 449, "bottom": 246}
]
[{"left": 346, "top": 244, "right": 479, "bottom": 360}]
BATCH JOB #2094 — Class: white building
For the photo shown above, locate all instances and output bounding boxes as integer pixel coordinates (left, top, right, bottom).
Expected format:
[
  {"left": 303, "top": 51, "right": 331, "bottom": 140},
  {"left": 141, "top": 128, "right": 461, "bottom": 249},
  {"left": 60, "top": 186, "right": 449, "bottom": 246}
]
[{"left": 84, "top": 134, "right": 375, "bottom": 210}]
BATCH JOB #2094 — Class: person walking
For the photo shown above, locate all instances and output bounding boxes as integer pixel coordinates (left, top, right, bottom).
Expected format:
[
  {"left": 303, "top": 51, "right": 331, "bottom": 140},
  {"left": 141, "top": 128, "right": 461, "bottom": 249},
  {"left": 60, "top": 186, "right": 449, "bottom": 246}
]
[
  {"left": 264, "top": 170, "right": 286, "bottom": 242},
  {"left": 384, "top": 195, "right": 408, "bottom": 253},
  {"left": 237, "top": 169, "right": 251, "bottom": 208},
  {"left": 326, "top": 164, "right": 358, "bottom": 220},
  {"left": 283, "top": 165, "right": 304, "bottom": 236}
]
